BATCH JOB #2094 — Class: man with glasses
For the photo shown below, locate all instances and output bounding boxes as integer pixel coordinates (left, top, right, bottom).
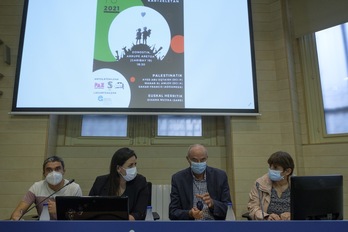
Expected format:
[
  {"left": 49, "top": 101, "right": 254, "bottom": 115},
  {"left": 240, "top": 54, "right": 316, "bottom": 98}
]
[
  {"left": 10, "top": 156, "right": 82, "bottom": 220},
  {"left": 169, "top": 144, "right": 232, "bottom": 220}
]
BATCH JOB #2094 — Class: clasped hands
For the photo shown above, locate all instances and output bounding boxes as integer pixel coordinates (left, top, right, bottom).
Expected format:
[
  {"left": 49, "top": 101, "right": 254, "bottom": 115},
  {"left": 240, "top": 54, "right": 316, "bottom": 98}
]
[
  {"left": 267, "top": 212, "right": 290, "bottom": 220},
  {"left": 189, "top": 193, "right": 214, "bottom": 220}
]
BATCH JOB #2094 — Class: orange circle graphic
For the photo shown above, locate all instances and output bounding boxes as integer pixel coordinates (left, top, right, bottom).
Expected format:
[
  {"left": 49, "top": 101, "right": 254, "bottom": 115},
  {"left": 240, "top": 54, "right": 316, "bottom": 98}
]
[{"left": 171, "top": 35, "right": 184, "bottom": 53}]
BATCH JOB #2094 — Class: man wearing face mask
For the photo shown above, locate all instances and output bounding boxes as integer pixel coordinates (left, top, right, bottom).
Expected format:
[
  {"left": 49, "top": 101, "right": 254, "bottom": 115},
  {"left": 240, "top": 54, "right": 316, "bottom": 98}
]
[
  {"left": 10, "top": 156, "right": 82, "bottom": 220},
  {"left": 247, "top": 151, "right": 295, "bottom": 220},
  {"left": 89, "top": 147, "right": 149, "bottom": 220},
  {"left": 169, "top": 144, "right": 232, "bottom": 220}
]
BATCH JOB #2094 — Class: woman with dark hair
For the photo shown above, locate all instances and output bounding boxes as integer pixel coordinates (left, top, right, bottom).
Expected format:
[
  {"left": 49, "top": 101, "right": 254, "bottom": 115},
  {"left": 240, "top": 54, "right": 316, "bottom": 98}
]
[
  {"left": 247, "top": 151, "right": 295, "bottom": 220},
  {"left": 89, "top": 147, "right": 149, "bottom": 220}
]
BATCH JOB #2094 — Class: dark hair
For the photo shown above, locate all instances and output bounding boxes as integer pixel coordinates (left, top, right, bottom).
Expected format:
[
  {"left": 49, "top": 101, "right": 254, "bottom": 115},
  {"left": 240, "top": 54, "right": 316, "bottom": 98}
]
[
  {"left": 42, "top": 155, "right": 65, "bottom": 174},
  {"left": 268, "top": 151, "right": 294, "bottom": 175},
  {"left": 108, "top": 147, "right": 137, "bottom": 196}
]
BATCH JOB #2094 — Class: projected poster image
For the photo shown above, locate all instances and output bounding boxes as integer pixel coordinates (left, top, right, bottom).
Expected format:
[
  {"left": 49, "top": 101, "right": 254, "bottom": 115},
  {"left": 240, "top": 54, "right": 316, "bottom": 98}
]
[{"left": 93, "top": 0, "right": 184, "bottom": 108}]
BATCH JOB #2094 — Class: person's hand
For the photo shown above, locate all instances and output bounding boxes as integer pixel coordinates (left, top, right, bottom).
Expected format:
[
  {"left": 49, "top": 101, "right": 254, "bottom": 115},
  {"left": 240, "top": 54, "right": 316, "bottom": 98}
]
[
  {"left": 47, "top": 199, "right": 56, "bottom": 214},
  {"left": 267, "top": 213, "right": 281, "bottom": 220},
  {"left": 189, "top": 207, "right": 203, "bottom": 220},
  {"left": 280, "top": 212, "right": 291, "bottom": 220},
  {"left": 10, "top": 210, "right": 23, "bottom": 221},
  {"left": 10, "top": 201, "right": 30, "bottom": 221},
  {"left": 196, "top": 193, "right": 214, "bottom": 208}
]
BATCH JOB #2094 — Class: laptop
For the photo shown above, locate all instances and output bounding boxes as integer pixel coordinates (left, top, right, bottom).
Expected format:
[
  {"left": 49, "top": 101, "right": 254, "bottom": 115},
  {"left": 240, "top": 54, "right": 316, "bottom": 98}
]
[{"left": 56, "top": 196, "right": 129, "bottom": 220}]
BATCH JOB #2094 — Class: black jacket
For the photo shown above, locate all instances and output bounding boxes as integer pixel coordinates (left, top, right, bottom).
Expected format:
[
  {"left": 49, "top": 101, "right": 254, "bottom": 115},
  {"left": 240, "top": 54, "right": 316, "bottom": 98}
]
[
  {"left": 169, "top": 166, "right": 231, "bottom": 220},
  {"left": 89, "top": 174, "right": 149, "bottom": 220}
]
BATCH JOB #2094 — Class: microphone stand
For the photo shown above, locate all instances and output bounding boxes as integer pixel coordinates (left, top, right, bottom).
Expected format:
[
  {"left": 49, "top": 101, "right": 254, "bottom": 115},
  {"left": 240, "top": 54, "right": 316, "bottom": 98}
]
[{"left": 18, "top": 179, "right": 75, "bottom": 220}]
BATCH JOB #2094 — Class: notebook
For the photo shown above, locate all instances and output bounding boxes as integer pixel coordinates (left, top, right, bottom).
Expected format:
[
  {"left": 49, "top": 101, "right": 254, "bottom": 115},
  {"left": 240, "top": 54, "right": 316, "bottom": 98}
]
[{"left": 56, "top": 196, "right": 129, "bottom": 220}]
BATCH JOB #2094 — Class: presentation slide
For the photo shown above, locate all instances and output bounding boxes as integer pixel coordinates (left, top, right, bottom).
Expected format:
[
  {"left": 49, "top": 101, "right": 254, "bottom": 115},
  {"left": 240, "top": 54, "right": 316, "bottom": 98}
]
[{"left": 13, "top": 0, "right": 258, "bottom": 115}]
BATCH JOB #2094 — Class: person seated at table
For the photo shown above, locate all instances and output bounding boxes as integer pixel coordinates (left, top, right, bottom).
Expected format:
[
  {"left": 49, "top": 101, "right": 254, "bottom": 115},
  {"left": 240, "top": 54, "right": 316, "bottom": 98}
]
[
  {"left": 89, "top": 147, "right": 149, "bottom": 220},
  {"left": 10, "top": 156, "right": 82, "bottom": 220},
  {"left": 169, "top": 144, "right": 232, "bottom": 220},
  {"left": 247, "top": 151, "right": 295, "bottom": 220}
]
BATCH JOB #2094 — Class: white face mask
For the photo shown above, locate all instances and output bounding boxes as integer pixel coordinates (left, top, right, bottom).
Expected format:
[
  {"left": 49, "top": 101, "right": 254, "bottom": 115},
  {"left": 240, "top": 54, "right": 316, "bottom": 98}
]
[
  {"left": 121, "top": 167, "right": 137, "bottom": 182},
  {"left": 46, "top": 171, "right": 63, "bottom": 185}
]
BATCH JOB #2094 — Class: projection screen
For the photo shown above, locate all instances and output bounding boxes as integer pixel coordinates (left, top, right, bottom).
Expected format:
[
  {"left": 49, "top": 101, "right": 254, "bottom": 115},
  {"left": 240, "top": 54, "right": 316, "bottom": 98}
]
[{"left": 12, "top": 0, "right": 258, "bottom": 115}]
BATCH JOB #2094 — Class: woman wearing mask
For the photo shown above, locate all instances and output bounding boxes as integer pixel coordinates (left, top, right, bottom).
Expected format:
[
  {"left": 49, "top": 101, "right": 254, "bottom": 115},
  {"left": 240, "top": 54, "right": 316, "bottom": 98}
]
[
  {"left": 89, "top": 147, "right": 149, "bottom": 220},
  {"left": 247, "top": 151, "right": 295, "bottom": 220}
]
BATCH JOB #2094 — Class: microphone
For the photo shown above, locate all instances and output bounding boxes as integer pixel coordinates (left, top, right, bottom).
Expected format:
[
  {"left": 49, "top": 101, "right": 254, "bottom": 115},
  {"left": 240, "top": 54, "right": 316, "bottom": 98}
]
[
  {"left": 256, "top": 182, "right": 265, "bottom": 219},
  {"left": 18, "top": 179, "right": 75, "bottom": 220}
]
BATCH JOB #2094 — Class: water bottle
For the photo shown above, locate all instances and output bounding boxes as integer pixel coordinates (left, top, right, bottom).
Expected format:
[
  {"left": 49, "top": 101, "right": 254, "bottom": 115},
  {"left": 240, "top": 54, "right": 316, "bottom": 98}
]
[
  {"left": 225, "top": 202, "right": 236, "bottom": 221},
  {"left": 39, "top": 203, "right": 50, "bottom": 221},
  {"left": 145, "top": 206, "right": 154, "bottom": 221}
]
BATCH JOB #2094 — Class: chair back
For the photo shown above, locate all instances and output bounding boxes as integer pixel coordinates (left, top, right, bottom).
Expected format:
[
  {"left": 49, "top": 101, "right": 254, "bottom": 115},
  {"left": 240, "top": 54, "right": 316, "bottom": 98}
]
[{"left": 147, "top": 182, "right": 152, "bottom": 206}]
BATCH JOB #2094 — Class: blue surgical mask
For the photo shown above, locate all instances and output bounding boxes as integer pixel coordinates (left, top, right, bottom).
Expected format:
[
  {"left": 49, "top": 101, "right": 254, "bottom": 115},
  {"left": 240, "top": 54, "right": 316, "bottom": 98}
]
[
  {"left": 191, "top": 161, "right": 207, "bottom": 174},
  {"left": 268, "top": 169, "right": 284, "bottom": 181}
]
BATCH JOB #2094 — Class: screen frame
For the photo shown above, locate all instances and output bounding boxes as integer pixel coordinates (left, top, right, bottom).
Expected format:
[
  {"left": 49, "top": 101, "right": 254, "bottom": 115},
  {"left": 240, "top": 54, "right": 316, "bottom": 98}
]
[
  {"left": 11, "top": 0, "right": 259, "bottom": 116},
  {"left": 290, "top": 175, "right": 343, "bottom": 220},
  {"left": 56, "top": 196, "right": 129, "bottom": 220}
]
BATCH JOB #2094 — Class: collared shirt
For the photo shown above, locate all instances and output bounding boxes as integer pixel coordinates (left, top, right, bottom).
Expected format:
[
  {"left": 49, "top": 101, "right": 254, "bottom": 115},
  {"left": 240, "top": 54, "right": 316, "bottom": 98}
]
[{"left": 192, "top": 171, "right": 214, "bottom": 220}]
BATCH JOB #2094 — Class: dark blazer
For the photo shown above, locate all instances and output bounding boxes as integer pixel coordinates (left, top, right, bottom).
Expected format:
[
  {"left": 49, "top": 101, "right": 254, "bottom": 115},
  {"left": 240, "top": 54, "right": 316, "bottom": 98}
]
[
  {"left": 89, "top": 174, "right": 149, "bottom": 220},
  {"left": 169, "top": 166, "right": 231, "bottom": 220}
]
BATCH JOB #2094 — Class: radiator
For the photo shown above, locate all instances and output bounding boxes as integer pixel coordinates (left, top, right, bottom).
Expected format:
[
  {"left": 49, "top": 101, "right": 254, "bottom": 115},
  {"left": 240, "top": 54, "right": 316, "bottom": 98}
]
[{"left": 151, "top": 184, "right": 171, "bottom": 221}]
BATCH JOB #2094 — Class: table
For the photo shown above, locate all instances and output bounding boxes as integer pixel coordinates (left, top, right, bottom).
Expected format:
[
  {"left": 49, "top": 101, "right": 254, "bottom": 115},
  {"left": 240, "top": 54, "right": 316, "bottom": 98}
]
[{"left": 1, "top": 220, "right": 347, "bottom": 232}]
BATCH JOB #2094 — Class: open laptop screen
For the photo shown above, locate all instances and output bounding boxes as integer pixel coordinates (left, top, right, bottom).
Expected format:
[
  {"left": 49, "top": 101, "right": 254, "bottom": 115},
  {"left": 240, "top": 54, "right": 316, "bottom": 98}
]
[{"left": 56, "top": 196, "right": 129, "bottom": 220}]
